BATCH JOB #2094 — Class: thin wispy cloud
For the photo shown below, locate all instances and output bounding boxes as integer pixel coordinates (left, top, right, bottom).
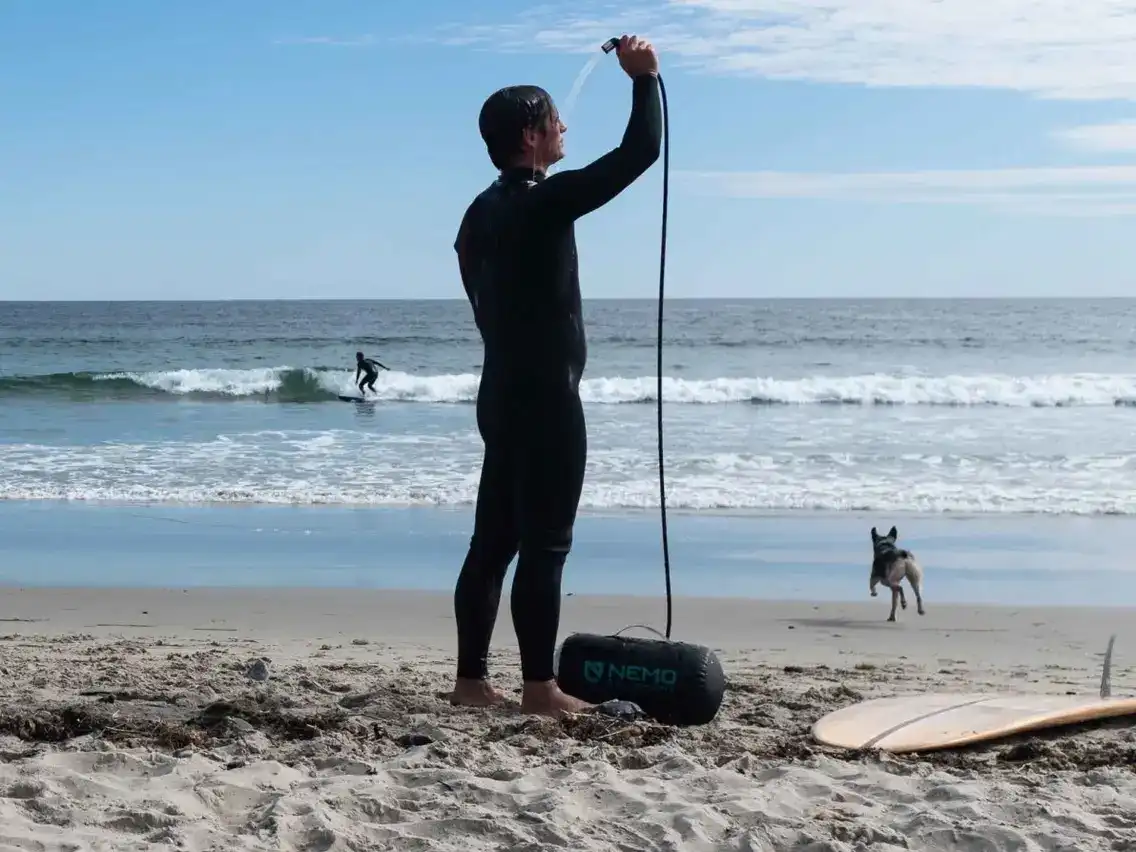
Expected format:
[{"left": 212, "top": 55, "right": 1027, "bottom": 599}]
[
  {"left": 1054, "top": 121, "right": 1136, "bottom": 152},
  {"left": 281, "top": 4, "right": 1136, "bottom": 216},
  {"left": 272, "top": 35, "right": 380, "bottom": 47},
  {"left": 678, "top": 166, "right": 1136, "bottom": 215},
  {"left": 426, "top": 0, "right": 1136, "bottom": 101}
]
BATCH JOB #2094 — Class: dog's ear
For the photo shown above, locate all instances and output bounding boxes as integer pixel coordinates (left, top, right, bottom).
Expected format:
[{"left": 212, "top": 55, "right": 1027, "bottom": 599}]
[
  {"left": 888, "top": 525, "right": 898, "bottom": 540},
  {"left": 871, "top": 527, "right": 879, "bottom": 542}
]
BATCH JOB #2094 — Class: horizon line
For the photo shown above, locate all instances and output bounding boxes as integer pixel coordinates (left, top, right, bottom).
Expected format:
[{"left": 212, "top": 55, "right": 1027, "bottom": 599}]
[{"left": 4, "top": 295, "right": 1136, "bottom": 304}]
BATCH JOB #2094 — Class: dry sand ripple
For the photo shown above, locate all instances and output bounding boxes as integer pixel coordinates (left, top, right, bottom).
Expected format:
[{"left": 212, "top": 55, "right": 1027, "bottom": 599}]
[{"left": 1, "top": 623, "right": 1134, "bottom": 852}]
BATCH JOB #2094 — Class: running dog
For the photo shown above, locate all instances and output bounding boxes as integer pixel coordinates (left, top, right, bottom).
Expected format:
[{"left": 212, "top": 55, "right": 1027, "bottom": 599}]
[{"left": 869, "top": 526, "right": 925, "bottom": 622}]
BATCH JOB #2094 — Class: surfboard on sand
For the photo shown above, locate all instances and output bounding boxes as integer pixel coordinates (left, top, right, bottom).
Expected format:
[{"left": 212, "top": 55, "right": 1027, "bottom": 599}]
[
  {"left": 812, "top": 692, "right": 1136, "bottom": 753},
  {"left": 812, "top": 634, "right": 1134, "bottom": 753}
]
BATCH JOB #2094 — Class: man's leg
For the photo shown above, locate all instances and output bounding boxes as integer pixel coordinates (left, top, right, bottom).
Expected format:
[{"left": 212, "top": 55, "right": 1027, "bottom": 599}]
[
  {"left": 451, "top": 436, "right": 520, "bottom": 706},
  {"left": 365, "top": 374, "right": 377, "bottom": 393},
  {"left": 511, "top": 392, "right": 590, "bottom": 717}
]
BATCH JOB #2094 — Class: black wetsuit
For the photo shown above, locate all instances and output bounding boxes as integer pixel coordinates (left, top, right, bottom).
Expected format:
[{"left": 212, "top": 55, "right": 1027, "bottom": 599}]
[
  {"left": 453, "top": 74, "right": 662, "bottom": 683},
  {"left": 356, "top": 358, "right": 383, "bottom": 393}
]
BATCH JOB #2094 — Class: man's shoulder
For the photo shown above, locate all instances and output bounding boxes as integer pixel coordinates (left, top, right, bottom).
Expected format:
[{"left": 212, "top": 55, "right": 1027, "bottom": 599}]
[
  {"left": 457, "top": 185, "right": 495, "bottom": 231},
  {"left": 469, "top": 179, "right": 511, "bottom": 211},
  {"left": 457, "top": 180, "right": 528, "bottom": 243}
]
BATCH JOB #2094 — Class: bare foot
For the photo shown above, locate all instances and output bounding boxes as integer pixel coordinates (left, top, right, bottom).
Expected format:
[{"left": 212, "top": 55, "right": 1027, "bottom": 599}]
[
  {"left": 520, "top": 679, "right": 593, "bottom": 718},
  {"left": 449, "top": 677, "right": 507, "bottom": 707}
]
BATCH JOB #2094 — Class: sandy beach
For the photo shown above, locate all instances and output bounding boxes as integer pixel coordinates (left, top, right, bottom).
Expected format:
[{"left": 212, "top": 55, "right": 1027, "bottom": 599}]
[{"left": 0, "top": 587, "right": 1133, "bottom": 851}]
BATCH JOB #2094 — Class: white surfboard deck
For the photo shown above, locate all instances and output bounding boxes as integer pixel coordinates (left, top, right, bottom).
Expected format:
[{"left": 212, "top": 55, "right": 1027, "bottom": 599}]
[{"left": 812, "top": 692, "right": 1136, "bottom": 753}]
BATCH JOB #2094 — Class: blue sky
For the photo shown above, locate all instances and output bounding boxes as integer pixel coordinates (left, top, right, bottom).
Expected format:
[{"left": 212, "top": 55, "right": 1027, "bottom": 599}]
[{"left": 4, "top": 0, "right": 1136, "bottom": 300}]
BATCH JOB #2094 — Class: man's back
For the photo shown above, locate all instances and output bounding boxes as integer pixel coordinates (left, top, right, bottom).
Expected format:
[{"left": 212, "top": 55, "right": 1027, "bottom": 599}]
[{"left": 456, "top": 169, "right": 585, "bottom": 395}]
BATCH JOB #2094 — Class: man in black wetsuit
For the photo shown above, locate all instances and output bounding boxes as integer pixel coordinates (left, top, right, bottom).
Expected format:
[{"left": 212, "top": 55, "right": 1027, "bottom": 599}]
[
  {"left": 354, "top": 351, "right": 389, "bottom": 395},
  {"left": 450, "top": 35, "right": 662, "bottom": 718}
]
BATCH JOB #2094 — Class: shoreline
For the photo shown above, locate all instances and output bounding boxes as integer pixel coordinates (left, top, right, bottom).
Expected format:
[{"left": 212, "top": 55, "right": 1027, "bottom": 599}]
[
  {"left": 7, "top": 496, "right": 1136, "bottom": 523},
  {"left": 0, "top": 586, "right": 1130, "bottom": 672},
  {"left": 4, "top": 500, "right": 1136, "bottom": 608}
]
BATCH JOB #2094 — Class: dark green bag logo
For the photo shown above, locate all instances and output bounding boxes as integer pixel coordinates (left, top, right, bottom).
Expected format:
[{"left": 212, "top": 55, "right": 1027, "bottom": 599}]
[
  {"left": 583, "top": 660, "right": 605, "bottom": 684},
  {"left": 581, "top": 660, "right": 678, "bottom": 690}
]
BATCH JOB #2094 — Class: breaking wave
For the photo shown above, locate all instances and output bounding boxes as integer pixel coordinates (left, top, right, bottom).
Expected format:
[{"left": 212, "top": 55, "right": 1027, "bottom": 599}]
[{"left": 5, "top": 368, "right": 1136, "bottom": 407}]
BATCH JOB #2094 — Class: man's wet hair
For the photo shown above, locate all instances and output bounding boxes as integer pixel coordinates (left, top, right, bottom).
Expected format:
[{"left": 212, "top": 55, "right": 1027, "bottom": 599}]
[{"left": 478, "top": 85, "right": 557, "bottom": 170}]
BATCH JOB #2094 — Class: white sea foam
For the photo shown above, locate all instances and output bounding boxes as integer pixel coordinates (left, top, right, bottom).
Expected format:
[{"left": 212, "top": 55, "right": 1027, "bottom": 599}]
[
  {"left": 8, "top": 366, "right": 1136, "bottom": 517},
  {"left": 87, "top": 368, "right": 1136, "bottom": 407},
  {"left": 4, "top": 428, "right": 1136, "bottom": 515},
  {"left": 101, "top": 367, "right": 287, "bottom": 396}
]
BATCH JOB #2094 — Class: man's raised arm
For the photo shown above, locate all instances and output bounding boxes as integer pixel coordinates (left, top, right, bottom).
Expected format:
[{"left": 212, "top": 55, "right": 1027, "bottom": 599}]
[{"left": 527, "top": 37, "right": 662, "bottom": 224}]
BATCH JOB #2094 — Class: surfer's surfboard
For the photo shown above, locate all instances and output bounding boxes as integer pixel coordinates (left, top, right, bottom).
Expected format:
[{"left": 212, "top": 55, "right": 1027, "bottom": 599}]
[
  {"left": 337, "top": 395, "right": 374, "bottom": 403},
  {"left": 812, "top": 692, "right": 1136, "bottom": 753}
]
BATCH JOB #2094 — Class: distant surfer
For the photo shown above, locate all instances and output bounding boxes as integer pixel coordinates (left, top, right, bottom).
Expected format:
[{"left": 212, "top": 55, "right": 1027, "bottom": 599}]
[
  {"left": 354, "top": 351, "right": 389, "bottom": 395},
  {"left": 448, "top": 35, "right": 662, "bottom": 718}
]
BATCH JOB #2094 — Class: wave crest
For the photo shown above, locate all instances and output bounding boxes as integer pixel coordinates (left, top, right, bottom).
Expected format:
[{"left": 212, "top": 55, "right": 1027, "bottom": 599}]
[{"left": 4, "top": 368, "right": 1136, "bottom": 407}]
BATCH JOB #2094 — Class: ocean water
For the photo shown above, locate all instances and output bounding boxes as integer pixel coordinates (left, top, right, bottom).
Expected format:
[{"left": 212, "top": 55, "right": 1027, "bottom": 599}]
[{"left": 3, "top": 298, "right": 1136, "bottom": 517}]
